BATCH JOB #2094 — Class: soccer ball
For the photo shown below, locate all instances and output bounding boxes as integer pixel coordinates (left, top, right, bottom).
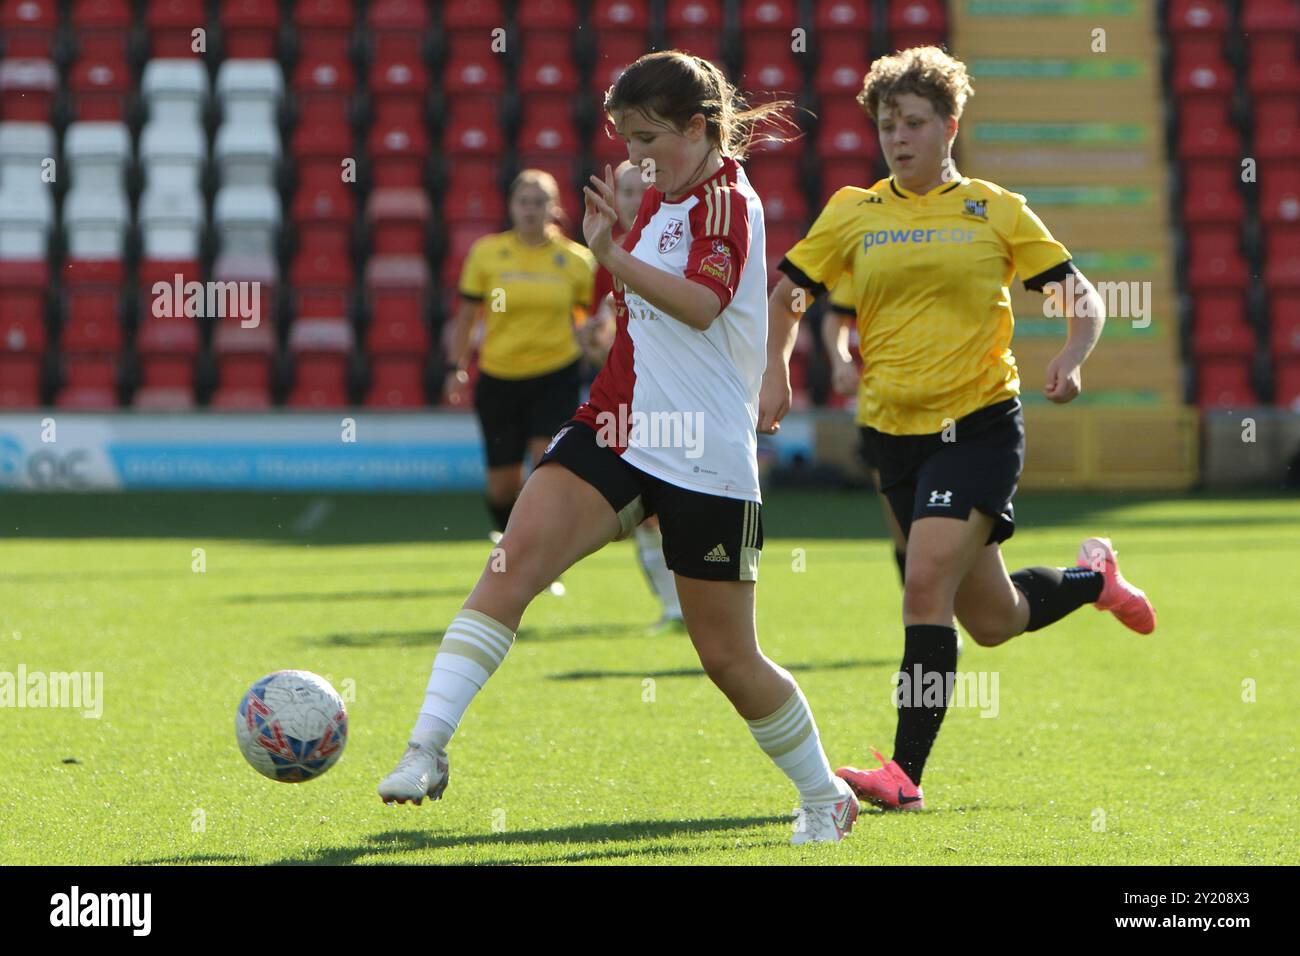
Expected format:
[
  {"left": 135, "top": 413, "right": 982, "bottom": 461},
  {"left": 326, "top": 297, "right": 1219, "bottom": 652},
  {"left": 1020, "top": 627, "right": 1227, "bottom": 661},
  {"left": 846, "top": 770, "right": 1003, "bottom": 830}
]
[{"left": 235, "top": 670, "right": 348, "bottom": 783}]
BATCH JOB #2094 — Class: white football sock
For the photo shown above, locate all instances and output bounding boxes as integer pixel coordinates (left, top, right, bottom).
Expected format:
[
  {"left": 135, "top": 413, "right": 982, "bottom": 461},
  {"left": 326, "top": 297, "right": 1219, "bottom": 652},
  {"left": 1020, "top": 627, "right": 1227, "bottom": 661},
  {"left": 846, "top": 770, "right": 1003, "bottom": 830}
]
[
  {"left": 633, "top": 522, "right": 681, "bottom": 618},
  {"left": 747, "top": 684, "right": 842, "bottom": 804},
  {"left": 411, "top": 609, "right": 515, "bottom": 751}
]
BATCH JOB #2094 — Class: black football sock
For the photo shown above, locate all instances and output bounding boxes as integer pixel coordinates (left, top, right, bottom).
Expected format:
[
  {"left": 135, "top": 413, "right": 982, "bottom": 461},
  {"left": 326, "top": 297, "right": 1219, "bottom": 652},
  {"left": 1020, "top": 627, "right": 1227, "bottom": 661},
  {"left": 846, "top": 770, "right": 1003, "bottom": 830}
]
[
  {"left": 893, "top": 548, "right": 907, "bottom": 585},
  {"left": 891, "top": 624, "right": 959, "bottom": 786},
  {"left": 1009, "top": 566, "right": 1103, "bottom": 631},
  {"left": 487, "top": 498, "right": 513, "bottom": 533}
]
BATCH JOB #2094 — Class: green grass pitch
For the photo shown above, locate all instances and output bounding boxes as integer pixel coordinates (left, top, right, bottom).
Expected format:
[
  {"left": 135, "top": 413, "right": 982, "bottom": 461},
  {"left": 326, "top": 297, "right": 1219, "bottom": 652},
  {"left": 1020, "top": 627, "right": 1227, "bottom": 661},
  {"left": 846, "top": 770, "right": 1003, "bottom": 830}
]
[{"left": 1, "top": 489, "right": 1295, "bottom": 865}]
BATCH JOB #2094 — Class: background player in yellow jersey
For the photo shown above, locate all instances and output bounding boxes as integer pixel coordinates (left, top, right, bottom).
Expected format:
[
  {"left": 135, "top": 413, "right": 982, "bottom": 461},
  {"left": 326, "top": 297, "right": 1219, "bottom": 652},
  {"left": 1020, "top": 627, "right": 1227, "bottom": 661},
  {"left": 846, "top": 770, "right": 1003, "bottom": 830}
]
[
  {"left": 448, "top": 170, "right": 595, "bottom": 540},
  {"left": 760, "top": 46, "right": 1158, "bottom": 810}
]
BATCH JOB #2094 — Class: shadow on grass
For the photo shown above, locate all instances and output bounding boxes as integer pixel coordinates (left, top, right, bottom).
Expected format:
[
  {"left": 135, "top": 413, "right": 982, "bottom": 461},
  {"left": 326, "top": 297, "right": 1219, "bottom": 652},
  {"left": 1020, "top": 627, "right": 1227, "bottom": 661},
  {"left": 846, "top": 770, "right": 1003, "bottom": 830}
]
[
  {"left": 548, "top": 658, "right": 898, "bottom": 681},
  {"left": 223, "top": 587, "right": 468, "bottom": 603},
  {"left": 308, "top": 621, "right": 649, "bottom": 648},
  {"left": 270, "top": 814, "right": 790, "bottom": 866}
]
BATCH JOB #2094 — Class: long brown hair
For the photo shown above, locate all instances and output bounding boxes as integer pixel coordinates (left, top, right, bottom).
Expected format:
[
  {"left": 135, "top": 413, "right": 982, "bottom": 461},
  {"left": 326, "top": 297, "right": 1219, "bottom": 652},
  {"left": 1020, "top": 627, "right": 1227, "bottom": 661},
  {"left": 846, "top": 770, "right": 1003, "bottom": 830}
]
[
  {"left": 603, "top": 50, "right": 798, "bottom": 161},
  {"left": 508, "top": 168, "right": 567, "bottom": 238}
]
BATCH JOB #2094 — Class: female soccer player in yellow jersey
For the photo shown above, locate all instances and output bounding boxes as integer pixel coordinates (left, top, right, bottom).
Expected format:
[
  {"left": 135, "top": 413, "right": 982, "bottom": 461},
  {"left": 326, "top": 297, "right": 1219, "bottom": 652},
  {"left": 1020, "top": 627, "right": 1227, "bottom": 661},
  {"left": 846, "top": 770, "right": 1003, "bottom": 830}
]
[
  {"left": 447, "top": 170, "right": 595, "bottom": 538},
  {"left": 380, "top": 51, "right": 859, "bottom": 843},
  {"left": 760, "top": 46, "right": 1157, "bottom": 811}
]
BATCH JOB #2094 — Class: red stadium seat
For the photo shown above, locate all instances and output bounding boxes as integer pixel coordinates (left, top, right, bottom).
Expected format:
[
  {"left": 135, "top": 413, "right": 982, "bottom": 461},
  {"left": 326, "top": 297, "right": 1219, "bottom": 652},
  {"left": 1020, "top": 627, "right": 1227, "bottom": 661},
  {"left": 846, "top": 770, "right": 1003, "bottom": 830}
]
[
  {"left": 366, "top": 255, "right": 430, "bottom": 331},
  {"left": 592, "top": 0, "right": 648, "bottom": 32},
  {"left": 367, "top": 118, "right": 430, "bottom": 189},
  {"left": 1264, "top": 227, "right": 1300, "bottom": 288},
  {"left": 442, "top": 159, "right": 504, "bottom": 224},
  {"left": 1276, "top": 359, "right": 1300, "bottom": 409},
  {"left": 441, "top": 0, "right": 503, "bottom": 32},
  {"left": 1270, "top": 293, "right": 1300, "bottom": 355},
  {"left": 666, "top": 0, "right": 722, "bottom": 30},
  {"left": 1172, "top": 50, "right": 1234, "bottom": 99},
  {"left": 365, "top": 355, "right": 425, "bottom": 407},
  {"left": 742, "top": 0, "right": 798, "bottom": 31},
  {"left": 2, "top": 0, "right": 57, "bottom": 58},
  {"left": 746, "top": 158, "right": 807, "bottom": 225},
  {"left": 68, "top": 58, "right": 131, "bottom": 121},
  {"left": 441, "top": 38, "right": 507, "bottom": 96},
  {"left": 517, "top": 0, "right": 578, "bottom": 32},
  {"left": 0, "top": 310, "right": 45, "bottom": 356},
  {"left": 367, "top": 309, "right": 429, "bottom": 356},
  {"left": 295, "top": 0, "right": 353, "bottom": 61},
  {"left": 293, "top": 57, "right": 354, "bottom": 126},
  {"left": 667, "top": 30, "right": 722, "bottom": 63},
  {"left": 138, "top": 258, "right": 201, "bottom": 323},
  {"left": 220, "top": 0, "right": 280, "bottom": 59},
  {"left": 766, "top": 224, "right": 804, "bottom": 285},
  {"left": 291, "top": 182, "right": 354, "bottom": 253},
  {"left": 1181, "top": 160, "right": 1245, "bottom": 224},
  {"left": 62, "top": 260, "right": 123, "bottom": 331},
  {"left": 1241, "top": 0, "right": 1300, "bottom": 31},
  {"left": 367, "top": 0, "right": 427, "bottom": 64},
  {"left": 0, "top": 353, "right": 42, "bottom": 406},
  {"left": 814, "top": 33, "right": 871, "bottom": 96},
  {"left": 291, "top": 248, "right": 353, "bottom": 319},
  {"left": 369, "top": 56, "right": 428, "bottom": 128},
  {"left": 889, "top": 0, "right": 947, "bottom": 49},
  {"left": 57, "top": 354, "right": 118, "bottom": 407},
  {"left": 291, "top": 119, "right": 354, "bottom": 177},
  {"left": 816, "top": 100, "right": 879, "bottom": 158},
  {"left": 741, "top": 35, "right": 803, "bottom": 95},
  {"left": 819, "top": 157, "right": 881, "bottom": 202},
  {"left": 1196, "top": 358, "right": 1255, "bottom": 408},
  {"left": 1176, "top": 97, "right": 1240, "bottom": 159},
  {"left": 367, "top": 188, "right": 431, "bottom": 256},
  {"left": 0, "top": 58, "right": 57, "bottom": 121},
  {"left": 442, "top": 96, "right": 504, "bottom": 156},
  {"left": 1248, "top": 35, "right": 1300, "bottom": 96},
  {"left": 61, "top": 307, "right": 122, "bottom": 355},
  {"left": 1187, "top": 226, "right": 1249, "bottom": 291},
  {"left": 517, "top": 99, "right": 580, "bottom": 159},
  {"left": 1192, "top": 316, "right": 1255, "bottom": 359},
  {"left": 589, "top": 32, "right": 648, "bottom": 96},
  {"left": 1259, "top": 162, "right": 1300, "bottom": 225},
  {"left": 1167, "top": 0, "right": 1229, "bottom": 35},
  {"left": 517, "top": 43, "right": 581, "bottom": 97},
  {"left": 1253, "top": 96, "right": 1300, "bottom": 158},
  {"left": 288, "top": 318, "right": 353, "bottom": 407},
  {"left": 146, "top": 0, "right": 206, "bottom": 58},
  {"left": 816, "top": 0, "right": 871, "bottom": 31},
  {"left": 71, "top": 0, "right": 132, "bottom": 60}
]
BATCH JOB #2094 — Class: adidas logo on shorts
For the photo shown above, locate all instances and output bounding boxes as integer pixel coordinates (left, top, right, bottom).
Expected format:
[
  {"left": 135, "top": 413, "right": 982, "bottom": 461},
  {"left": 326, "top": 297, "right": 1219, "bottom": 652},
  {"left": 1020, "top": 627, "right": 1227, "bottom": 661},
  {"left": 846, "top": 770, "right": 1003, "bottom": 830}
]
[{"left": 704, "top": 543, "right": 730, "bottom": 562}]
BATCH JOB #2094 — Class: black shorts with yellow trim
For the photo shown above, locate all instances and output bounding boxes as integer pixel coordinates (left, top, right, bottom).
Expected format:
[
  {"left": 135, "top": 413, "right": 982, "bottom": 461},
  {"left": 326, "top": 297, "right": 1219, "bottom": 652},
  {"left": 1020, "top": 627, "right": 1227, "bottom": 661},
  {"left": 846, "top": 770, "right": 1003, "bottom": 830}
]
[
  {"left": 860, "top": 399, "right": 1025, "bottom": 546},
  {"left": 473, "top": 360, "right": 581, "bottom": 468},
  {"left": 538, "top": 420, "right": 763, "bottom": 582}
]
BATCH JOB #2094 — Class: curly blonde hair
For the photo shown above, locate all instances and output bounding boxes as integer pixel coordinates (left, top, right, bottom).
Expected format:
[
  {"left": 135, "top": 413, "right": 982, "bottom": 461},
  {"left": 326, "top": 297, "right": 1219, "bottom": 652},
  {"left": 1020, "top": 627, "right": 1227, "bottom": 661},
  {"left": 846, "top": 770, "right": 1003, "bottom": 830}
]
[{"left": 856, "top": 46, "right": 975, "bottom": 122}]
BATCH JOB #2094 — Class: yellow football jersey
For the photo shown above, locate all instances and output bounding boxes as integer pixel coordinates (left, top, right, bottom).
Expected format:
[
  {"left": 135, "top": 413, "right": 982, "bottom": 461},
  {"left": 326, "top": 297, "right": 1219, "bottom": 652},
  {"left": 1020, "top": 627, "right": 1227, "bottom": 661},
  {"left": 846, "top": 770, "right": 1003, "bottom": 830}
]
[
  {"left": 458, "top": 230, "right": 595, "bottom": 379},
  {"left": 783, "top": 176, "right": 1071, "bottom": 435}
]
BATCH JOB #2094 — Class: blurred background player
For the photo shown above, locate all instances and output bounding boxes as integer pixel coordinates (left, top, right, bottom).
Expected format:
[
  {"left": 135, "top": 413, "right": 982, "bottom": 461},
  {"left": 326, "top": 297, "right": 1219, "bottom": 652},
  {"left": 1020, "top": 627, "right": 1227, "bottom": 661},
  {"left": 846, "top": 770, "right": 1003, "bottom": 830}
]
[
  {"left": 446, "top": 170, "right": 595, "bottom": 584},
  {"left": 583, "top": 159, "right": 684, "bottom": 634},
  {"left": 761, "top": 46, "right": 1156, "bottom": 812}
]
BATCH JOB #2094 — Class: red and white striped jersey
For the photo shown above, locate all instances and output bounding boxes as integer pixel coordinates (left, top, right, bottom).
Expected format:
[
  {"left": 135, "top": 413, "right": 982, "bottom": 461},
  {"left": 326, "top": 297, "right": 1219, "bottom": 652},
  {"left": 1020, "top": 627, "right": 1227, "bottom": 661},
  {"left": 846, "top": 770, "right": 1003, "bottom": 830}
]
[{"left": 574, "top": 156, "right": 768, "bottom": 502}]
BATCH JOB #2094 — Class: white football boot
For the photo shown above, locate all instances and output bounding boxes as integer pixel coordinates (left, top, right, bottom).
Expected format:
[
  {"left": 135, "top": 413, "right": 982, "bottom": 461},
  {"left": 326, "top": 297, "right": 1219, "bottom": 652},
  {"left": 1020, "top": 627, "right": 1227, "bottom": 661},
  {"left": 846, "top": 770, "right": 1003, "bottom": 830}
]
[
  {"left": 377, "top": 741, "right": 449, "bottom": 805},
  {"left": 790, "top": 777, "right": 860, "bottom": 845}
]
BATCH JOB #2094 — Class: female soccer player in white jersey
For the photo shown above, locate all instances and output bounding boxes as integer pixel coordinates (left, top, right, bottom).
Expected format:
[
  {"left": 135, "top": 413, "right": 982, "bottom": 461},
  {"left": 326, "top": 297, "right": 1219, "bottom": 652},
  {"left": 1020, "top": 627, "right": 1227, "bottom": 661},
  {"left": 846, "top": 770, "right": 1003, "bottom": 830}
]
[
  {"left": 379, "top": 51, "right": 860, "bottom": 843},
  {"left": 760, "top": 47, "right": 1157, "bottom": 811}
]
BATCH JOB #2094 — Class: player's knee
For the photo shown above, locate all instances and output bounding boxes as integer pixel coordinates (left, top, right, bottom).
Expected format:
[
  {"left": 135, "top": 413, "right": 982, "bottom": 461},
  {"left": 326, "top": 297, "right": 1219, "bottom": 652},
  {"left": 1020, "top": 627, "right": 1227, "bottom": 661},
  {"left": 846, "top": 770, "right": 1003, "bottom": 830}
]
[
  {"left": 903, "top": 563, "right": 953, "bottom": 619},
  {"left": 695, "top": 642, "right": 753, "bottom": 689},
  {"left": 963, "top": 619, "right": 1010, "bottom": 647}
]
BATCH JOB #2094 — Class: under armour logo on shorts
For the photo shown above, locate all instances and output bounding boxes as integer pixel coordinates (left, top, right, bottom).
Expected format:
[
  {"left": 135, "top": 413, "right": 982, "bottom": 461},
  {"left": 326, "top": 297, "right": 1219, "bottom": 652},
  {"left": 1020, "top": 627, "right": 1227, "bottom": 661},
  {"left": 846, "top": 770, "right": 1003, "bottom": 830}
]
[{"left": 928, "top": 490, "right": 954, "bottom": 507}]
